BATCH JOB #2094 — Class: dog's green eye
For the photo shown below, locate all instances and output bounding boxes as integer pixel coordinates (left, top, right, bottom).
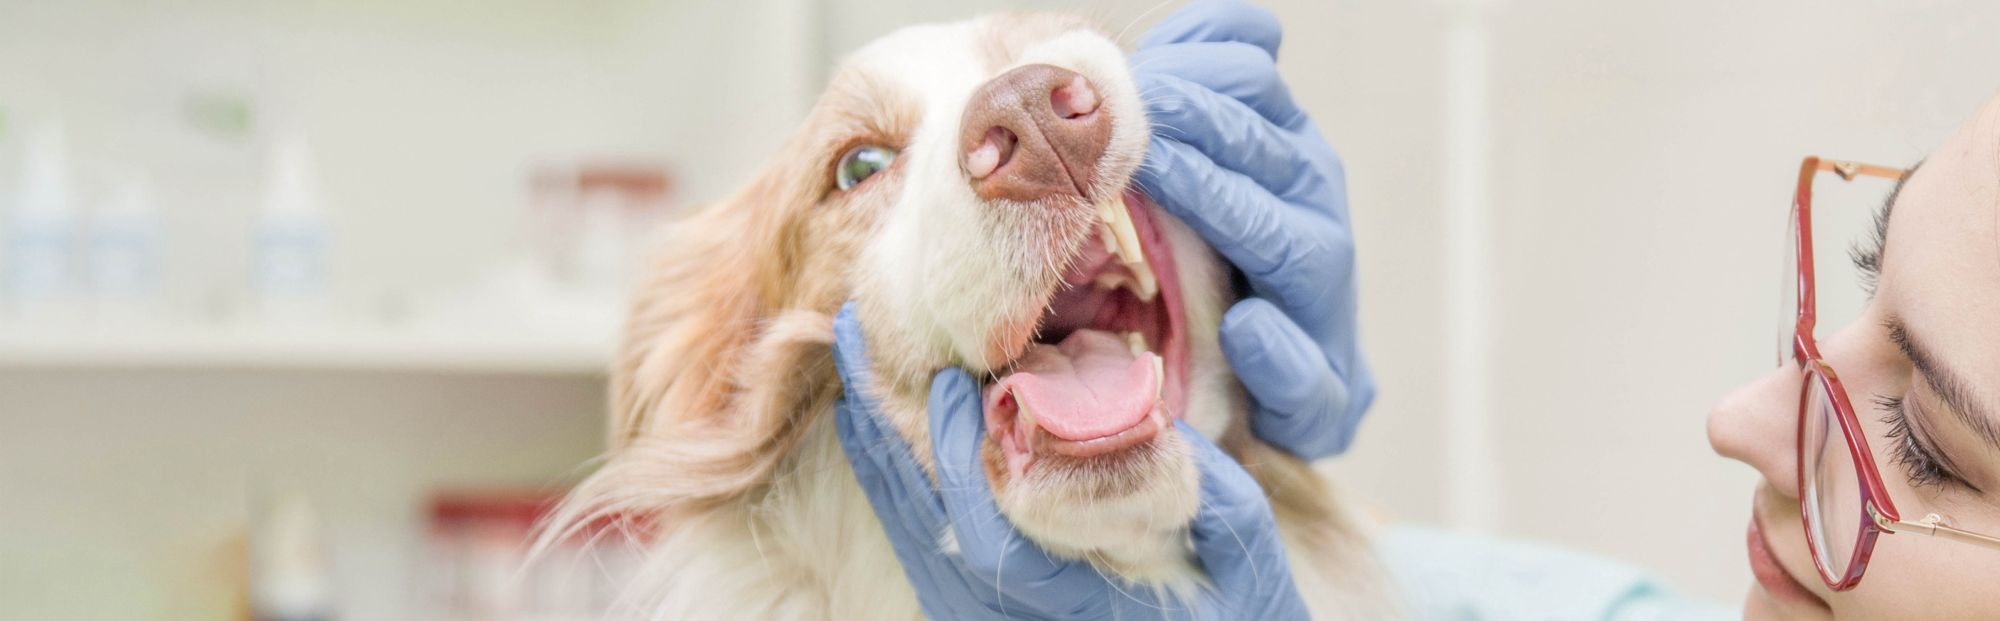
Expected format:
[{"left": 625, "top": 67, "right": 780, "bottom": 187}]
[{"left": 835, "top": 145, "right": 896, "bottom": 190}]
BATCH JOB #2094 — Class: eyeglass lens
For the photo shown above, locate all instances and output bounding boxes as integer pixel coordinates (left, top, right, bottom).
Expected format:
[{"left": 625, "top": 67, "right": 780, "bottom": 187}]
[{"left": 1801, "top": 371, "right": 1862, "bottom": 582}]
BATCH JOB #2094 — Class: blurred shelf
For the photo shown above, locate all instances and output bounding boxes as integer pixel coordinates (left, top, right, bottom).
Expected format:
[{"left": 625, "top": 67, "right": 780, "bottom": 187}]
[{"left": 0, "top": 320, "right": 615, "bottom": 375}]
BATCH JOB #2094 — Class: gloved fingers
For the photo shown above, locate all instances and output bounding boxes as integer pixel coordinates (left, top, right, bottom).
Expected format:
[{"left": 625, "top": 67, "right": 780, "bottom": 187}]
[
  {"left": 835, "top": 387, "right": 952, "bottom": 534},
  {"left": 1137, "top": 0, "right": 1282, "bottom": 59},
  {"left": 832, "top": 302, "right": 958, "bottom": 538},
  {"left": 1138, "top": 72, "right": 1323, "bottom": 205},
  {"left": 1219, "top": 299, "right": 1354, "bottom": 459},
  {"left": 831, "top": 302, "right": 873, "bottom": 393},
  {"left": 1179, "top": 421, "right": 1297, "bottom": 598},
  {"left": 1137, "top": 137, "right": 1349, "bottom": 307},
  {"left": 1130, "top": 41, "right": 1305, "bottom": 130},
  {"left": 928, "top": 369, "right": 1114, "bottom": 613}
]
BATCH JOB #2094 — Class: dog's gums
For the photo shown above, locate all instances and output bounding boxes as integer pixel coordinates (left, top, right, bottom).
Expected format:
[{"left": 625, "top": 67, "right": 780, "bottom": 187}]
[{"left": 981, "top": 189, "right": 1188, "bottom": 478}]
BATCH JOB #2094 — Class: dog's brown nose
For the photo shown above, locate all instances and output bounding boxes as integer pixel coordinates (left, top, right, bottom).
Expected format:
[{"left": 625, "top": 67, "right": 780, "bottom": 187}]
[{"left": 961, "top": 64, "right": 1112, "bottom": 203}]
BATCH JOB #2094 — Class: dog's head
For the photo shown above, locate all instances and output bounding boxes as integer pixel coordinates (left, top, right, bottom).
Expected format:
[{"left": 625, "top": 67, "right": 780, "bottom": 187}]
[{"left": 575, "top": 13, "right": 1241, "bottom": 582}]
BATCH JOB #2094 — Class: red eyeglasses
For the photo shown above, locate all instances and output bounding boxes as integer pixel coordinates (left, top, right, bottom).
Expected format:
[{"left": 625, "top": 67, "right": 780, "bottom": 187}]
[{"left": 1785, "top": 156, "right": 2000, "bottom": 591}]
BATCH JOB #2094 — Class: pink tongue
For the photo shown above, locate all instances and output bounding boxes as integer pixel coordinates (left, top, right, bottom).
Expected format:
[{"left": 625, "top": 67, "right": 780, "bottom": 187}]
[{"left": 986, "top": 330, "right": 1159, "bottom": 442}]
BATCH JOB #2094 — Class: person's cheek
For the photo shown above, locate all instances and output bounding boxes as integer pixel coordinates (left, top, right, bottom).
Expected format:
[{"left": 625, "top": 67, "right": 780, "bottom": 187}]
[{"left": 1830, "top": 542, "right": 1976, "bottom": 620}]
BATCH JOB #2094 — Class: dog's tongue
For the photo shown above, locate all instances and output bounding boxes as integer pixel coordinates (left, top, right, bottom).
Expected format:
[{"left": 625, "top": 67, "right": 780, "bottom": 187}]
[{"left": 984, "top": 330, "right": 1161, "bottom": 473}]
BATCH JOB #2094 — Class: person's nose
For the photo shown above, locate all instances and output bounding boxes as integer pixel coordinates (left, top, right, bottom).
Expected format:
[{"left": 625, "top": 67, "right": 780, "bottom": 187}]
[
  {"left": 960, "top": 64, "right": 1112, "bottom": 203},
  {"left": 1708, "top": 365, "right": 1805, "bottom": 499}
]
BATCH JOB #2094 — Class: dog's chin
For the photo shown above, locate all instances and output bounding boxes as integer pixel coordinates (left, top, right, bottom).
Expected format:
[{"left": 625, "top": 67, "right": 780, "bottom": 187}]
[{"left": 986, "top": 429, "right": 1201, "bottom": 582}]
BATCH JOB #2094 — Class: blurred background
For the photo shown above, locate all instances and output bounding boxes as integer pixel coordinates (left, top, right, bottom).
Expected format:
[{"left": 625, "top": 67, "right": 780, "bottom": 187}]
[{"left": 1, "top": 0, "right": 1995, "bottom": 618}]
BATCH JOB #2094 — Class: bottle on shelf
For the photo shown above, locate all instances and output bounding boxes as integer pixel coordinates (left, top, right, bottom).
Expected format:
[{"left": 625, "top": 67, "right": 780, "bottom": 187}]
[
  {"left": 6, "top": 122, "right": 78, "bottom": 319},
  {"left": 250, "top": 131, "right": 332, "bottom": 322}
]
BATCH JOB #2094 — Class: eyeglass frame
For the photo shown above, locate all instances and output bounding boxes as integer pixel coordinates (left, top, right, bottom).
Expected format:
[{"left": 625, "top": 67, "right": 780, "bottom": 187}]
[{"left": 1787, "top": 156, "right": 2000, "bottom": 591}]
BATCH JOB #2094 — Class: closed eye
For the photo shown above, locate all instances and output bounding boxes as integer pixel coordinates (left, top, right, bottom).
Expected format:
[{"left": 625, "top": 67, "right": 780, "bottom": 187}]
[{"left": 1877, "top": 393, "right": 1978, "bottom": 492}]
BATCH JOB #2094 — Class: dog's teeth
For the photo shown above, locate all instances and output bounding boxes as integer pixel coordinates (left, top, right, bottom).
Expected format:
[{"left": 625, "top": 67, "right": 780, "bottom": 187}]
[
  {"left": 1105, "top": 200, "right": 1146, "bottom": 266},
  {"left": 1151, "top": 355, "right": 1165, "bottom": 401},
  {"left": 1094, "top": 198, "right": 1161, "bottom": 302},
  {"left": 1125, "top": 331, "right": 1146, "bottom": 354},
  {"left": 1128, "top": 263, "right": 1158, "bottom": 301},
  {"left": 1093, "top": 271, "right": 1134, "bottom": 292}
]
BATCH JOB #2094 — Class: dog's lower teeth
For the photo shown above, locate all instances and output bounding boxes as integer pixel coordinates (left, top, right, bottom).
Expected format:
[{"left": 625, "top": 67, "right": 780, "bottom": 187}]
[
  {"left": 1152, "top": 355, "right": 1165, "bottom": 401},
  {"left": 1125, "top": 331, "right": 1146, "bottom": 354}
]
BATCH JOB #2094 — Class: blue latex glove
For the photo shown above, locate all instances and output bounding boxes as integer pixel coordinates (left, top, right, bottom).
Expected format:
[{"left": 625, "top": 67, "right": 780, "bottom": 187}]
[
  {"left": 832, "top": 303, "right": 1309, "bottom": 621},
  {"left": 1131, "top": 0, "right": 1376, "bottom": 459}
]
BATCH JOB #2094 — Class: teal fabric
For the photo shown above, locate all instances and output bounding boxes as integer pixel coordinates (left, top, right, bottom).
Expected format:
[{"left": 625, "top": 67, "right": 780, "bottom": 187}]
[{"left": 1377, "top": 527, "right": 1738, "bottom": 621}]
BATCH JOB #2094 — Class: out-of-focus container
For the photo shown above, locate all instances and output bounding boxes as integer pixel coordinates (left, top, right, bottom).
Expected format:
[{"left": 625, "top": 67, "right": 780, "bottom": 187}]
[
  {"left": 6, "top": 122, "right": 78, "bottom": 318},
  {"left": 87, "top": 173, "right": 163, "bottom": 319},
  {"left": 526, "top": 163, "right": 673, "bottom": 293},
  {"left": 422, "top": 491, "right": 640, "bottom": 621},
  {"left": 249, "top": 492, "right": 337, "bottom": 621},
  {"left": 250, "top": 133, "right": 331, "bottom": 321}
]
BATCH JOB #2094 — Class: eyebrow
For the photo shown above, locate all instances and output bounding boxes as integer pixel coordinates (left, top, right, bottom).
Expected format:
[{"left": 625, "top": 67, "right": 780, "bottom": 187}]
[{"left": 1887, "top": 318, "right": 2000, "bottom": 452}]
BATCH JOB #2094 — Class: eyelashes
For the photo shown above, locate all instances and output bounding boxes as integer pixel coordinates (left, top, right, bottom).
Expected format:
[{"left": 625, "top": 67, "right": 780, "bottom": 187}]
[{"left": 1875, "top": 394, "right": 1964, "bottom": 491}]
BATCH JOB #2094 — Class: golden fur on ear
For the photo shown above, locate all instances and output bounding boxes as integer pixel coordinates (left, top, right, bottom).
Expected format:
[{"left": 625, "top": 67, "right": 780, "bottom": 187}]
[{"left": 538, "top": 139, "right": 842, "bottom": 548}]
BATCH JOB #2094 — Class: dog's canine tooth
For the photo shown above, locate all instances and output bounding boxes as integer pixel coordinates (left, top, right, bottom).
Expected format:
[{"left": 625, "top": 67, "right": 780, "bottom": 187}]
[
  {"left": 1124, "top": 331, "right": 1146, "bottom": 354},
  {"left": 1095, "top": 198, "right": 1160, "bottom": 301},
  {"left": 1094, "top": 198, "right": 1144, "bottom": 265},
  {"left": 1126, "top": 260, "right": 1158, "bottom": 301},
  {"left": 1095, "top": 219, "right": 1119, "bottom": 255}
]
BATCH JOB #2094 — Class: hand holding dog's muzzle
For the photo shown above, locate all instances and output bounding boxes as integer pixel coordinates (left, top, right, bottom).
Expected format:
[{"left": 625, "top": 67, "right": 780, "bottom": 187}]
[
  {"left": 1132, "top": 0, "right": 1377, "bottom": 460},
  {"left": 832, "top": 303, "right": 1310, "bottom": 620}
]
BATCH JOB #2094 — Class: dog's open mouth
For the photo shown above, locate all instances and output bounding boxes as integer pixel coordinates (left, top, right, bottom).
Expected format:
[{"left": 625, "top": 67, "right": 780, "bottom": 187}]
[{"left": 983, "top": 188, "right": 1188, "bottom": 477}]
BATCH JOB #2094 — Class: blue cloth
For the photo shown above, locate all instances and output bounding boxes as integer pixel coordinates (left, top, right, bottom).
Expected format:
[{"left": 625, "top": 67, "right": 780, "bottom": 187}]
[
  {"left": 1132, "top": 0, "right": 1376, "bottom": 460},
  {"left": 832, "top": 303, "right": 1311, "bottom": 620},
  {"left": 1376, "top": 527, "right": 1737, "bottom": 621}
]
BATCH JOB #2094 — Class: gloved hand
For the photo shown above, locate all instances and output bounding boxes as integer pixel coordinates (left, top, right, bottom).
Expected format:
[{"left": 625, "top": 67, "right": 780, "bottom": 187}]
[
  {"left": 832, "top": 303, "right": 1309, "bottom": 621},
  {"left": 1131, "top": 0, "right": 1376, "bottom": 460}
]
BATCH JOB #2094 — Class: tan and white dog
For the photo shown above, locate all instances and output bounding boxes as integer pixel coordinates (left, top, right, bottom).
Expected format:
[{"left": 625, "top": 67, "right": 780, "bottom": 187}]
[{"left": 540, "top": 12, "right": 1393, "bottom": 619}]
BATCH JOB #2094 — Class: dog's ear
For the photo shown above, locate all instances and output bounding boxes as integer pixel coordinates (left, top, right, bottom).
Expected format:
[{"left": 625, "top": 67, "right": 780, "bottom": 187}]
[
  {"left": 539, "top": 145, "right": 844, "bottom": 545},
  {"left": 609, "top": 174, "right": 819, "bottom": 448}
]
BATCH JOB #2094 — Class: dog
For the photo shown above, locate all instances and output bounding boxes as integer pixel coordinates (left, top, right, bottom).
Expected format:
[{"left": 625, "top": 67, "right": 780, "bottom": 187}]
[{"left": 538, "top": 12, "right": 1394, "bottom": 619}]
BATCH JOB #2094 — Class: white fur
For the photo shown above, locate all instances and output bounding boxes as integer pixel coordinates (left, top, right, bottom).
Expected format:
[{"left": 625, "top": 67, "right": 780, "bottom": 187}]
[{"left": 610, "top": 417, "right": 923, "bottom": 620}]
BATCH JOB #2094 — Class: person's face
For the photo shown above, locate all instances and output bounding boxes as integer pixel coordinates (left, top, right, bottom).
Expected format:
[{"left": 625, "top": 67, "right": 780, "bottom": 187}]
[{"left": 1709, "top": 96, "right": 2000, "bottom": 620}]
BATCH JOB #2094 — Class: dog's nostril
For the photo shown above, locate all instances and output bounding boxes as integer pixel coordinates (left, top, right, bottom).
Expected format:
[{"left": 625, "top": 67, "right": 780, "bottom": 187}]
[
  {"left": 967, "top": 126, "right": 1018, "bottom": 180},
  {"left": 959, "top": 64, "right": 1112, "bottom": 202},
  {"left": 1050, "top": 75, "right": 1099, "bottom": 119}
]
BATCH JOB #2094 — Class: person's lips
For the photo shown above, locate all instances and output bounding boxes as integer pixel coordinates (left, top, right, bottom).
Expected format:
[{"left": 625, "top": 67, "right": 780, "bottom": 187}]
[{"left": 1747, "top": 506, "right": 1830, "bottom": 610}]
